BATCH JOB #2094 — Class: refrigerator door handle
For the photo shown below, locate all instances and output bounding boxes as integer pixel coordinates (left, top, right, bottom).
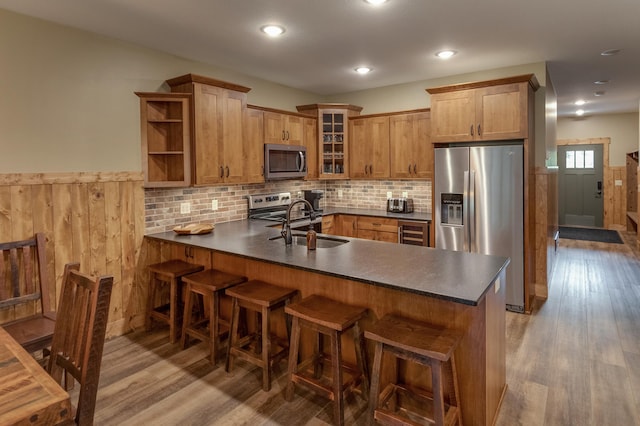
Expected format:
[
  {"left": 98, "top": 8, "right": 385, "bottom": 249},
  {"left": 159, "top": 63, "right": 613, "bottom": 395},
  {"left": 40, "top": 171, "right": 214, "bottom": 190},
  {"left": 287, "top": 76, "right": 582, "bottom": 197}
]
[
  {"left": 463, "top": 170, "right": 470, "bottom": 251},
  {"left": 468, "top": 170, "right": 476, "bottom": 252}
]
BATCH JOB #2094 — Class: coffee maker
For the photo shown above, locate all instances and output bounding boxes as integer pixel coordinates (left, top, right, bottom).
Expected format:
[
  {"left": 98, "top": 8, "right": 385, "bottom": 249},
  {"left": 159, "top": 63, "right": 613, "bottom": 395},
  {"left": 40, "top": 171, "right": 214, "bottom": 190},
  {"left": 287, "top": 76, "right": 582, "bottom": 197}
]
[{"left": 303, "top": 189, "right": 324, "bottom": 213}]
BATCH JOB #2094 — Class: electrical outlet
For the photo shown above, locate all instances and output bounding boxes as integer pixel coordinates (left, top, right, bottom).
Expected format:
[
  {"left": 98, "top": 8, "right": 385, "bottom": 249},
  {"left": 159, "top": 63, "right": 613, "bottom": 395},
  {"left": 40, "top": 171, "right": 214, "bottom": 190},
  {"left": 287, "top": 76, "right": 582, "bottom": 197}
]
[
  {"left": 402, "top": 191, "right": 408, "bottom": 198},
  {"left": 338, "top": 189, "right": 343, "bottom": 199},
  {"left": 180, "top": 202, "right": 190, "bottom": 214},
  {"left": 297, "top": 191, "right": 302, "bottom": 198},
  {"left": 386, "top": 191, "right": 393, "bottom": 199},
  {"left": 211, "top": 199, "right": 218, "bottom": 211}
]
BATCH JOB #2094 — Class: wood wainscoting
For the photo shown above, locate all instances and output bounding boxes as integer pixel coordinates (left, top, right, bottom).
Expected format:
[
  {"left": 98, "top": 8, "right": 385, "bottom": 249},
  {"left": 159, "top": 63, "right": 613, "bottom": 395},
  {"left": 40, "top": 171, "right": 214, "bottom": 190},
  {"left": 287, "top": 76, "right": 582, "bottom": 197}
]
[
  {"left": 535, "top": 167, "right": 558, "bottom": 299},
  {"left": 0, "top": 172, "right": 145, "bottom": 338}
]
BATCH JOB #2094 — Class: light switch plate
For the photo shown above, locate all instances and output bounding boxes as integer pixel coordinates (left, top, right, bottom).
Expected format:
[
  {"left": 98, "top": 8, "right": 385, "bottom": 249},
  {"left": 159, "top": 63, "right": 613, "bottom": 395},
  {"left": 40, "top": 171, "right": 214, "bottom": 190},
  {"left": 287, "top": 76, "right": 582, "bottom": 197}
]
[
  {"left": 615, "top": 179, "right": 622, "bottom": 186},
  {"left": 211, "top": 199, "right": 218, "bottom": 210},
  {"left": 180, "top": 202, "right": 190, "bottom": 214},
  {"left": 387, "top": 191, "right": 393, "bottom": 199},
  {"left": 402, "top": 191, "right": 408, "bottom": 198}
]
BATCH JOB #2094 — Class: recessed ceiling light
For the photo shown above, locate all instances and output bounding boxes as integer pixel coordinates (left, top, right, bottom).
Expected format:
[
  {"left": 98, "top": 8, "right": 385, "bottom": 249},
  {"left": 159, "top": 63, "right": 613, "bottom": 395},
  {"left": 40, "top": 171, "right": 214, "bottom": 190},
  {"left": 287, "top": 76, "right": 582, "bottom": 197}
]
[
  {"left": 260, "top": 25, "right": 285, "bottom": 37},
  {"left": 574, "top": 99, "right": 586, "bottom": 106},
  {"left": 436, "top": 50, "right": 457, "bottom": 59},
  {"left": 594, "top": 80, "right": 610, "bottom": 85},
  {"left": 355, "top": 66, "right": 373, "bottom": 75},
  {"left": 576, "top": 109, "right": 585, "bottom": 116},
  {"left": 594, "top": 91, "right": 606, "bottom": 96},
  {"left": 363, "top": 0, "right": 388, "bottom": 5},
  {"left": 601, "top": 49, "right": 621, "bottom": 56}
]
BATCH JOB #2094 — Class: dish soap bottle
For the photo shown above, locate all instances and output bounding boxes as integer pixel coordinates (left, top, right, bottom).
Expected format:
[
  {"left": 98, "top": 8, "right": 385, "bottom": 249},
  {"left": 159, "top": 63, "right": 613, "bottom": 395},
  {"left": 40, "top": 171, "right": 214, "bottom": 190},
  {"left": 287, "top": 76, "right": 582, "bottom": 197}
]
[{"left": 306, "top": 226, "right": 317, "bottom": 250}]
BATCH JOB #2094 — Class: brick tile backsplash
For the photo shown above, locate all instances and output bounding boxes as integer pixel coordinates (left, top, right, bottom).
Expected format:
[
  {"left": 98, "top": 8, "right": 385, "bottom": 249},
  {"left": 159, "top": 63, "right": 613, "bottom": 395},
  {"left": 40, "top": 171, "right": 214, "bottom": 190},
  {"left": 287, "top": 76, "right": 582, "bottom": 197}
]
[{"left": 144, "top": 179, "right": 432, "bottom": 233}]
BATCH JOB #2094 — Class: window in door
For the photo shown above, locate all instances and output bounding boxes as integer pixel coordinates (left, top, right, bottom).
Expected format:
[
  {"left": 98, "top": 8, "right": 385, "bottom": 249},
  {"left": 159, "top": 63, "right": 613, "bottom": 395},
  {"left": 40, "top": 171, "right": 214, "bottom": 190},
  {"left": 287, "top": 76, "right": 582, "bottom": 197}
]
[{"left": 565, "top": 149, "right": 594, "bottom": 169}]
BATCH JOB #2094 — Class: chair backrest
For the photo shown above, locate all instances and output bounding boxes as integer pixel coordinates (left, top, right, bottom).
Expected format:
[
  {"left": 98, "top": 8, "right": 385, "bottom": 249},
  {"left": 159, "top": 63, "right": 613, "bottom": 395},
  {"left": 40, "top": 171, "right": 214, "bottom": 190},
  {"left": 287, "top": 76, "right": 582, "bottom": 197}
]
[
  {"left": 47, "top": 263, "right": 113, "bottom": 426},
  {"left": 0, "top": 233, "right": 52, "bottom": 317}
]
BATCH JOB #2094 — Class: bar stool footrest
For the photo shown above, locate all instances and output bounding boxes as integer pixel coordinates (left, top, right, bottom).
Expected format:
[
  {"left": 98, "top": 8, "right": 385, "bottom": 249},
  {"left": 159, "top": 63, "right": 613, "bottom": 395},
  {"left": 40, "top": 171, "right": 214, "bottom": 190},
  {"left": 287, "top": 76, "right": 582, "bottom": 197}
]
[
  {"left": 375, "top": 383, "right": 459, "bottom": 426},
  {"left": 229, "top": 333, "right": 289, "bottom": 366},
  {"left": 292, "top": 353, "right": 365, "bottom": 401}
]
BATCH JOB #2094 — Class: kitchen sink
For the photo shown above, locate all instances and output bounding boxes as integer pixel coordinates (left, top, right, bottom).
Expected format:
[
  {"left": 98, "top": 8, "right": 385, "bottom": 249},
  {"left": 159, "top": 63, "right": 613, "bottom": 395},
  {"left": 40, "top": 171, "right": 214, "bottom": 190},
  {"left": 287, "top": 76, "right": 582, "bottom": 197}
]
[{"left": 268, "top": 233, "right": 349, "bottom": 248}]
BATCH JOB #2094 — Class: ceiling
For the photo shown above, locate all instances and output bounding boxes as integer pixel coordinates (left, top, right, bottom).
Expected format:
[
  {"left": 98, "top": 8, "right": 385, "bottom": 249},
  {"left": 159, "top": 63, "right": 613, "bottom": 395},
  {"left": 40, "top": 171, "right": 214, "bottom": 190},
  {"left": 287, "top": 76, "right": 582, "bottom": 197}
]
[{"left": 1, "top": 0, "right": 639, "bottom": 118}]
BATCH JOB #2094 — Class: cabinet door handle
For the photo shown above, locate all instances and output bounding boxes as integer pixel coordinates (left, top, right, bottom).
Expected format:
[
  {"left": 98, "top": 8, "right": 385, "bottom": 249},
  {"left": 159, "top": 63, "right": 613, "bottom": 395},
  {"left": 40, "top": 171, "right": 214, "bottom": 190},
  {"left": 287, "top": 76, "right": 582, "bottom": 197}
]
[
  {"left": 470, "top": 124, "right": 474, "bottom": 136},
  {"left": 408, "top": 164, "right": 412, "bottom": 173},
  {"left": 370, "top": 164, "right": 373, "bottom": 175},
  {"left": 365, "top": 165, "right": 369, "bottom": 175},
  {"left": 286, "top": 130, "right": 290, "bottom": 140},
  {"left": 261, "top": 165, "right": 264, "bottom": 176},
  {"left": 219, "top": 166, "right": 224, "bottom": 178},
  {"left": 477, "top": 124, "right": 481, "bottom": 136},
  {"left": 225, "top": 166, "right": 230, "bottom": 178},
  {"left": 282, "top": 130, "right": 286, "bottom": 140},
  {"left": 413, "top": 164, "right": 417, "bottom": 174}
]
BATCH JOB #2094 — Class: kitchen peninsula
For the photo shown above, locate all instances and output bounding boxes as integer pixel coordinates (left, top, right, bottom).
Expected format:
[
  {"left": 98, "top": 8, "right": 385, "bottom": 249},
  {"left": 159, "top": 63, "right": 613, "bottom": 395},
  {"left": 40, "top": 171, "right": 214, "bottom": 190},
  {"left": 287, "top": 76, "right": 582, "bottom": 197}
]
[{"left": 144, "top": 218, "right": 509, "bottom": 425}]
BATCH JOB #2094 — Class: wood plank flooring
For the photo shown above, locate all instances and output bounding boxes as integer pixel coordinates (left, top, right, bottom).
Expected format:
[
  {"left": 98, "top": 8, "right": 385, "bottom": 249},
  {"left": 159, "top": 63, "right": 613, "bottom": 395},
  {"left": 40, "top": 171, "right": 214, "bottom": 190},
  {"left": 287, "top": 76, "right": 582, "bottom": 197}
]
[{"left": 73, "top": 233, "right": 640, "bottom": 425}]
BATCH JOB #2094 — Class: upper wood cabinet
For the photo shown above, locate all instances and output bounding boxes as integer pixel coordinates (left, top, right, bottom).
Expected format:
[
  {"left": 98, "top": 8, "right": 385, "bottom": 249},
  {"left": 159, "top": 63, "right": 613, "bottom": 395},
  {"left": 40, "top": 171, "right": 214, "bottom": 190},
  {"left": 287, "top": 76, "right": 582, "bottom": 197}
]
[
  {"left": 263, "top": 111, "right": 304, "bottom": 145},
  {"left": 389, "top": 110, "right": 432, "bottom": 179},
  {"left": 297, "top": 104, "right": 363, "bottom": 180},
  {"left": 136, "top": 92, "right": 192, "bottom": 187},
  {"left": 303, "top": 116, "right": 318, "bottom": 180},
  {"left": 349, "top": 116, "right": 390, "bottom": 179},
  {"left": 427, "top": 74, "right": 539, "bottom": 143},
  {"left": 244, "top": 107, "right": 266, "bottom": 184},
  {"left": 166, "top": 74, "right": 252, "bottom": 185}
]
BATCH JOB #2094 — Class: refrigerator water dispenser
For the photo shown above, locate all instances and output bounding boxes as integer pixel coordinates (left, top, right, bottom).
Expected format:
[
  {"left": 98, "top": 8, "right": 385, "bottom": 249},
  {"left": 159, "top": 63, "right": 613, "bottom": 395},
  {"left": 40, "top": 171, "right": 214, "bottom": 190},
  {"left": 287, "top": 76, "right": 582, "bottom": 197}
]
[{"left": 440, "top": 193, "right": 463, "bottom": 225}]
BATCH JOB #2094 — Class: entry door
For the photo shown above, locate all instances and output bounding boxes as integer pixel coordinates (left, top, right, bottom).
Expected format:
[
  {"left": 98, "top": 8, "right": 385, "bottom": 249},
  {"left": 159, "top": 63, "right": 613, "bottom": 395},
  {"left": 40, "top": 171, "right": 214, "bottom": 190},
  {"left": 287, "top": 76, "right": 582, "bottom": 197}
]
[{"left": 558, "top": 144, "right": 603, "bottom": 227}]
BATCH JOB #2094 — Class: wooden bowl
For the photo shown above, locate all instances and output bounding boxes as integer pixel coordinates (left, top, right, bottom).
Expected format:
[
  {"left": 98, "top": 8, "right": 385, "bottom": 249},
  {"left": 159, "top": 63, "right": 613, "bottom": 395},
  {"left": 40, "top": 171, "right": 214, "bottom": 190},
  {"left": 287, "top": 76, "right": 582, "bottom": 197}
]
[{"left": 173, "top": 223, "right": 214, "bottom": 235}]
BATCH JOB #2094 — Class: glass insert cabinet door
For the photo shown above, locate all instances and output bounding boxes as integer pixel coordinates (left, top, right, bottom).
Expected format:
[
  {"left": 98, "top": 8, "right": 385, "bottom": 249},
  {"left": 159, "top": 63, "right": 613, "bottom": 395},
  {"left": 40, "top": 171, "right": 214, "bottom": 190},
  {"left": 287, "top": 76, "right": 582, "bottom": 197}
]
[{"left": 321, "top": 112, "right": 345, "bottom": 175}]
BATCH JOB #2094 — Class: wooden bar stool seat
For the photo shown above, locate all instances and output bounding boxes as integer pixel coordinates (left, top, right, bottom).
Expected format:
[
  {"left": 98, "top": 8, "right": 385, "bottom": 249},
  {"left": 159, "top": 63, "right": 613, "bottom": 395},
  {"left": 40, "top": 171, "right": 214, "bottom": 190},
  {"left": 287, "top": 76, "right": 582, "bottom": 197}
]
[
  {"left": 145, "top": 259, "right": 204, "bottom": 344},
  {"left": 224, "top": 280, "right": 298, "bottom": 391},
  {"left": 365, "top": 314, "right": 463, "bottom": 426},
  {"left": 180, "top": 269, "right": 247, "bottom": 364},
  {"left": 285, "top": 295, "right": 369, "bottom": 426}
]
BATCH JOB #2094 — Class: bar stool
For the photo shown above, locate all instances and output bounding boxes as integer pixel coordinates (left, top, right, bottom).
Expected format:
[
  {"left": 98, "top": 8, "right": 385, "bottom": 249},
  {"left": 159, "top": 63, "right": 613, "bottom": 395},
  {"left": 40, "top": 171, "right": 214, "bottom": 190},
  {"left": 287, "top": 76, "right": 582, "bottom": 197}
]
[
  {"left": 180, "top": 269, "right": 247, "bottom": 364},
  {"left": 224, "top": 280, "right": 298, "bottom": 391},
  {"left": 145, "top": 259, "right": 204, "bottom": 344},
  {"left": 284, "top": 295, "right": 369, "bottom": 426},
  {"left": 365, "top": 314, "right": 463, "bottom": 426}
]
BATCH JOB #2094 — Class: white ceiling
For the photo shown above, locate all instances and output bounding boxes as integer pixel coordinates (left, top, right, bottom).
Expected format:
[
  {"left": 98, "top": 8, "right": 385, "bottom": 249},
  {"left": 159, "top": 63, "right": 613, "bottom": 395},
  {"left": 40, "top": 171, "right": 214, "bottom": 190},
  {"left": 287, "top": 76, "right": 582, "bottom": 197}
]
[{"left": 1, "top": 0, "right": 639, "bottom": 118}]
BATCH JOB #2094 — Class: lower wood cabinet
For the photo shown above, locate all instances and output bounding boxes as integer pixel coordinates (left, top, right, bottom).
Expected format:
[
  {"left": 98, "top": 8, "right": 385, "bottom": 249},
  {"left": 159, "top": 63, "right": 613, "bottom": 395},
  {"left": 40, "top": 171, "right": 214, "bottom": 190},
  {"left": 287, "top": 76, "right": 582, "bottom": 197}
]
[{"left": 356, "top": 217, "right": 398, "bottom": 243}]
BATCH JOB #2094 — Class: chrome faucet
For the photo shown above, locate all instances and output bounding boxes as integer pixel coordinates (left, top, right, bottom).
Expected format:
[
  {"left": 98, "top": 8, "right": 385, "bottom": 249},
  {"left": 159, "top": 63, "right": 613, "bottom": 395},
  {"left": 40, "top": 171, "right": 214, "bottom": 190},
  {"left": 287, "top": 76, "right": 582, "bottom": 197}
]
[{"left": 281, "top": 199, "right": 316, "bottom": 244}]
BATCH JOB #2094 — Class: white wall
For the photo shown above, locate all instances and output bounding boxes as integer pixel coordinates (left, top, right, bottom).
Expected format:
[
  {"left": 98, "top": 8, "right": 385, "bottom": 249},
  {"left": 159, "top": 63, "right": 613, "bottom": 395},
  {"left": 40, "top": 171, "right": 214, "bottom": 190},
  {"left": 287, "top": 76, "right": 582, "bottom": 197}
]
[
  {"left": 0, "top": 9, "right": 319, "bottom": 173},
  {"left": 557, "top": 113, "right": 639, "bottom": 166}
]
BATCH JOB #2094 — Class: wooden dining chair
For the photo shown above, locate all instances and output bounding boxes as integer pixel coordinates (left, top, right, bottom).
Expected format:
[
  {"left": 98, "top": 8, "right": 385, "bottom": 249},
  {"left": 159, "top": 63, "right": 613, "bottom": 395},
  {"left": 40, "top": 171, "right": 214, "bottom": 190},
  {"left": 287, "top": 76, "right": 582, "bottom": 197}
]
[
  {"left": 47, "top": 262, "right": 113, "bottom": 426},
  {"left": 1, "top": 233, "right": 57, "bottom": 354}
]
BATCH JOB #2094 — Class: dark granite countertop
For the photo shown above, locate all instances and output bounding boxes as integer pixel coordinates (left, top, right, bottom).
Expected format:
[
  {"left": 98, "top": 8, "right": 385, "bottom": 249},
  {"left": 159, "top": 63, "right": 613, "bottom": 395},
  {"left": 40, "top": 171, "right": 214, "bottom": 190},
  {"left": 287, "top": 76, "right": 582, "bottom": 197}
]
[
  {"left": 321, "top": 207, "right": 431, "bottom": 222},
  {"left": 146, "top": 217, "right": 508, "bottom": 306}
]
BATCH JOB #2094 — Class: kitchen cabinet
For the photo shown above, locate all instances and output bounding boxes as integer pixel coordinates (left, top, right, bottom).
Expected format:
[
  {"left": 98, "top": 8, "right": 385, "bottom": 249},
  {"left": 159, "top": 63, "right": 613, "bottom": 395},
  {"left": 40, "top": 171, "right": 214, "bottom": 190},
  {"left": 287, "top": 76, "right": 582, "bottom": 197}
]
[
  {"left": 263, "top": 111, "right": 304, "bottom": 145},
  {"left": 244, "top": 107, "right": 266, "bottom": 183},
  {"left": 136, "top": 92, "right": 192, "bottom": 187},
  {"left": 349, "top": 116, "right": 390, "bottom": 179},
  {"left": 389, "top": 110, "right": 432, "bottom": 179},
  {"left": 337, "top": 215, "right": 358, "bottom": 237},
  {"left": 303, "top": 116, "right": 318, "bottom": 180},
  {"left": 296, "top": 103, "right": 363, "bottom": 180},
  {"left": 321, "top": 215, "right": 335, "bottom": 235},
  {"left": 357, "top": 217, "right": 398, "bottom": 243},
  {"left": 427, "top": 74, "right": 539, "bottom": 143},
  {"left": 166, "top": 74, "right": 254, "bottom": 185}
]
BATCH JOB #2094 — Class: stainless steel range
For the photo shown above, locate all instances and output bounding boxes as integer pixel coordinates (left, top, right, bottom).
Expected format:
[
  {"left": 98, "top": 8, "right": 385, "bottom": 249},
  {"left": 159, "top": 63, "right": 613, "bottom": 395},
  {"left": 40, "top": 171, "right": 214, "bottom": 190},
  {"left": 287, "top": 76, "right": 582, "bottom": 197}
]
[{"left": 248, "top": 192, "right": 321, "bottom": 230}]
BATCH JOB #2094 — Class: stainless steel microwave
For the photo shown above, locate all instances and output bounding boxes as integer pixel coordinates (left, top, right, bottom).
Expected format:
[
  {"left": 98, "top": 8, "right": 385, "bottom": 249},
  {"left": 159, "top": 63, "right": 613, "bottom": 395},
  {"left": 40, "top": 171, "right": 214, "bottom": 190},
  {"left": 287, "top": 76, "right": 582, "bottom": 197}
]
[{"left": 264, "top": 143, "right": 307, "bottom": 180}]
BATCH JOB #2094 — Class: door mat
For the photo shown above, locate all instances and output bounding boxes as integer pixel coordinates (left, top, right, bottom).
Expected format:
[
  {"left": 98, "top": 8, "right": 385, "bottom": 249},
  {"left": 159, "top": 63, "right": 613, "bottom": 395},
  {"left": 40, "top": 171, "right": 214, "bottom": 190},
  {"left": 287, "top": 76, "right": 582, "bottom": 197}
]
[{"left": 559, "top": 226, "right": 623, "bottom": 244}]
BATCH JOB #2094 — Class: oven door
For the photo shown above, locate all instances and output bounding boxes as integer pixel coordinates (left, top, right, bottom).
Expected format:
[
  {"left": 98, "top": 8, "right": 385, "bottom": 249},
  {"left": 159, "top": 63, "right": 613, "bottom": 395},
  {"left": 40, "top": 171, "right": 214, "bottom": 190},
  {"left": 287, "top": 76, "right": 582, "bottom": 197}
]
[{"left": 264, "top": 144, "right": 307, "bottom": 180}]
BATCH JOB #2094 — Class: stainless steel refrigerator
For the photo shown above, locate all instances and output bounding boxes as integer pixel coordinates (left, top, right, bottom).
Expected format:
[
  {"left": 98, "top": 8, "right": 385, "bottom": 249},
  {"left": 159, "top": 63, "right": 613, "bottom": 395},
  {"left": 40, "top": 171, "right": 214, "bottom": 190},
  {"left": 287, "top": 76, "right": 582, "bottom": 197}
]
[{"left": 435, "top": 144, "right": 524, "bottom": 312}]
